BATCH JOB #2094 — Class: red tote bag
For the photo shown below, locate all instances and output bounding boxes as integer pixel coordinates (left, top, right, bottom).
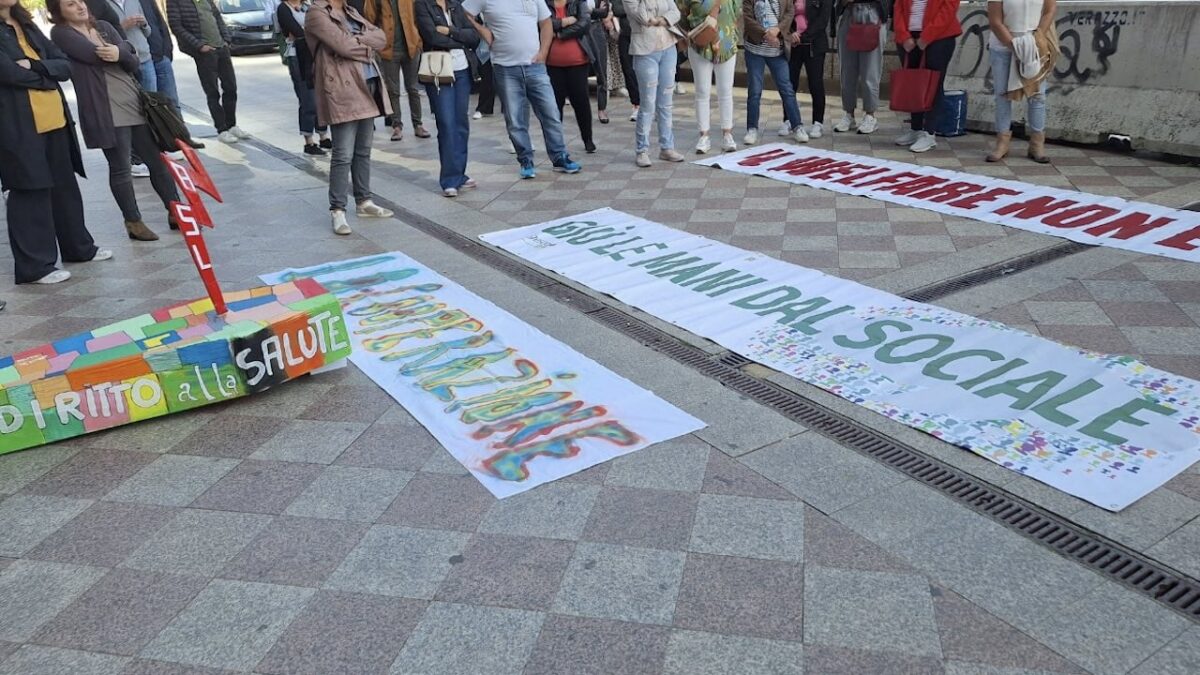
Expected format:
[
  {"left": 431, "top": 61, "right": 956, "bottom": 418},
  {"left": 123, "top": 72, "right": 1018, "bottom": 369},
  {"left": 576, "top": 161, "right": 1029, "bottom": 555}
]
[
  {"left": 846, "top": 22, "right": 880, "bottom": 51},
  {"left": 889, "top": 54, "right": 941, "bottom": 113}
]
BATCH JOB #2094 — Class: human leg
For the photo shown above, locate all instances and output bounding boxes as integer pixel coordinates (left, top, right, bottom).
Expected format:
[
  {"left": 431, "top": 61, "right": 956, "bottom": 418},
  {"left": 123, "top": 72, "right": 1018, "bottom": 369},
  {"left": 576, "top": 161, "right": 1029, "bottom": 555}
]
[
  {"left": 193, "top": 51, "right": 226, "bottom": 131},
  {"left": 131, "top": 125, "right": 180, "bottom": 210},
  {"left": 328, "top": 121, "right": 356, "bottom": 210},
  {"left": 654, "top": 46, "right": 676, "bottom": 150},
  {"left": 744, "top": 50, "right": 766, "bottom": 132},
  {"left": 6, "top": 188, "right": 61, "bottom": 283},
  {"left": 350, "top": 116, "right": 374, "bottom": 204},
  {"left": 399, "top": 55, "right": 425, "bottom": 130},
  {"left": 689, "top": 48, "right": 714, "bottom": 134},
  {"left": 564, "top": 64, "right": 593, "bottom": 146},
  {"left": 379, "top": 59, "right": 404, "bottom": 131},
  {"left": 524, "top": 64, "right": 572, "bottom": 164},
  {"left": 632, "top": 53, "right": 657, "bottom": 152},
  {"left": 215, "top": 48, "right": 238, "bottom": 129},
  {"left": 494, "top": 64, "right": 535, "bottom": 167},
  {"left": 102, "top": 127, "right": 141, "bottom": 222},
  {"left": 766, "top": 53, "right": 802, "bottom": 129},
  {"left": 476, "top": 60, "right": 495, "bottom": 114},
  {"left": 44, "top": 128, "right": 97, "bottom": 263},
  {"left": 802, "top": 45, "right": 826, "bottom": 124},
  {"left": 153, "top": 57, "right": 181, "bottom": 114}
]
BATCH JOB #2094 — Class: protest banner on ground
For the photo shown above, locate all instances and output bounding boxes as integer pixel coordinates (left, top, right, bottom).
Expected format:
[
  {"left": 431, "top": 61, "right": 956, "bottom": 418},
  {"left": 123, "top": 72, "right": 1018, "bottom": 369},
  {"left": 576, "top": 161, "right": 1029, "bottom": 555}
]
[
  {"left": 482, "top": 209, "right": 1200, "bottom": 510},
  {"left": 262, "top": 253, "right": 704, "bottom": 498},
  {"left": 696, "top": 144, "right": 1200, "bottom": 263}
]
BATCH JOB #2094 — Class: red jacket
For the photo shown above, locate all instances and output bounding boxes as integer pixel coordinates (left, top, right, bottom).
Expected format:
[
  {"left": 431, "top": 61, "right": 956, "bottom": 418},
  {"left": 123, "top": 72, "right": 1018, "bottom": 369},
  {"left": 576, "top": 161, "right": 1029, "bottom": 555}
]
[{"left": 894, "top": 0, "right": 963, "bottom": 45}]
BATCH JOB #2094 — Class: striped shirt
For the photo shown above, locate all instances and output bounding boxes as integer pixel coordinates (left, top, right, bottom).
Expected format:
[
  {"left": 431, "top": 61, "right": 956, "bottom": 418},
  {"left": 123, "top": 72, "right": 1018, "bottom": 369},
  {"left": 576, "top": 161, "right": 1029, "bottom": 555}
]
[
  {"left": 746, "top": 0, "right": 784, "bottom": 57},
  {"left": 908, "top": 0, "right": 927, "bottom": 32}
]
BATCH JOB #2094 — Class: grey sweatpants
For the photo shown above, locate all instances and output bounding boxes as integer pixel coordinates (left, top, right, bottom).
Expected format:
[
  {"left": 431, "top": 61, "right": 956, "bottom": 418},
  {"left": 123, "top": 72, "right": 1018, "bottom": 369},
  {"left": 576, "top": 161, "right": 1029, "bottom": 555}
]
[{"left": 837, "top": 15, "right": 884, "bottom": 115}]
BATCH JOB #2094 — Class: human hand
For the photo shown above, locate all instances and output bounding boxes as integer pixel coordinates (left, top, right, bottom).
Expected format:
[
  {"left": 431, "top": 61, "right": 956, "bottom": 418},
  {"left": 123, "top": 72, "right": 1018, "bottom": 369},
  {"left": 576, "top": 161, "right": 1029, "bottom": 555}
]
[
  {"left": 561, "top": 16, "right": 577, "bottom": 26},
  {"left": 765, "top": 27, "right": 781, "bottom": 46},
  {"left": 200, "top": 44, "right": 215, "bottom": 53},
  {"left": 532, "top": 48, "right": 547, "bottom": 63},
  {"left": 96, "top": 44, "right": 120, "bottom": 62},
  {"left": 789, "top": 31, "right": 801, "bottom": 45},
  {"left": 436, "top": 25, "right": 451, "bottom": 34},
  {"left": 902, "top": 37, "right": 915, "bottom": 52},
  {"left": 480, "top": 26, "right": 494, "bottom": 45},
  {"left": 121, "top": 15, "right": 142, "bottom": 29},
  {"left": 16, "top": 58, "right": 31, "bottom": 69},
  {"left": 917, "top": 38, "right": 927, "bottom": 50}
]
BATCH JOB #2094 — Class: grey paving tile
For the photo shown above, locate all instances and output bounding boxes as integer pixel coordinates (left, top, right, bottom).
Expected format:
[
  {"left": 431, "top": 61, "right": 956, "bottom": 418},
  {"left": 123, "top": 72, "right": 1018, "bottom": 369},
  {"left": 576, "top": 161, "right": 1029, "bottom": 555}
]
[
  {"left": 740, "top": 434, "right": 906, "bottom": 513},
  {"left": 335, "top": 423, "right": 438, "bottom": 470},
  {"left": 0, "top": 645, "right": 129, "bottom": 675},
  {"left": 171, "top": 415, "right": 288, "bottom": 459},
  {"left": 220, "top": 516, "right": 368, "bottom": 587},
  {"left": 325, "top": 525, "right": 471, "bottom": 599},
  {"left": 604, "top": 436, "right": 710, "bottom": 491},
  {"left": 283, "top": 466, "right": 412, "bottom": 522},
  {"left": 804, "top": 566, "right": 942, "bottom": 658},
  {"left": 104, "top": 455, "right": 238, "bottom": 507},
  {"left": 189, "top": 460, "right": 323, "bottom": 515},
  {"left": 378, "top": 472, "right": 495, "bottom": 531},
  {"left": 0, "top": 446, "right": 79, "bottom": 495},
  {"left": 802, "top": 507, "right": 913, "bottom": 572},
  {"left": 436, "top": 533, "right": 574, "bottom": 611},
  {"left": 1131, "top": 625, "right": 1200, "bottom": 675},
  {"left": 1069, "top": 489, "right": 1200, "bottom": 550},
  {"left": 0, "top": 642, "right": 15, "bottom": 662},
  {"left": 833, "top": 480, "right": 991, "bottom": 549},
  {"left": 672, "top": 553, "right": 803, "bottom": 642},
  {"left": 257, "top": 591, "right": 426, "bottom": 675},
  {"left": 225, "top": 378, "right": 333, "bottom": 420},
  {"left": 1148, "top": 517, "right": 1200, "bottom": 579},
  {"left": 523, "top": 615, "right": 671, "bottom": 675},
  {"left": 701, "top": 451, "right": 796, "bottom": 500},
  {"left": 663, "top": 630, "right": 803, "bottom": 675},
  {"left": 389, "top": 602, "right": 543, "bottom": 675},
  {"left": 803, "top": 645, "right": 946, "bottom": 675},
  {"left": 32, "top": 569, "right": 207, "bottom": 656},
  {"left": 120, "top": 509, "right": 272, "bottom": 577},
  {"left": 0, "top": 560, "right": 107, "bottom": 642},
  {"left": 553, "top": 541, "right": 686, "bottom": 625},
  {"left": 140, "top": 579, "right": 315, "bottom": 671},
  {"left": 20, "top": 449, "right": 156, "bottom": 500},
  {"left": 0, "top": 494, "right": 93, "bottom": 556},
  {"left": 689, "top": 494, "right": 805, "bottom": 562},
  {"left": 249, "top": 420, "right": 368, "bottom": 464},
  {"left": 87, "top": 412, "right": 217, "bottom": 454},
  {"left": 25, "top": 502, "right": 176, "bottom": 567},
  {"left": 118, "top": 659, "right": 240, "bottom": 674},
  {"left": 582, "top": 487, "right": 698, "bottom": 550},
  {"left": 298, "top": 385, "right": 394, "bottom": 424},
  {"left": 479, "top": 482, "right": 599, "bottom": 540},
  {"left": 1025, "top": 301, "right": 1112, "bottom": 326}
]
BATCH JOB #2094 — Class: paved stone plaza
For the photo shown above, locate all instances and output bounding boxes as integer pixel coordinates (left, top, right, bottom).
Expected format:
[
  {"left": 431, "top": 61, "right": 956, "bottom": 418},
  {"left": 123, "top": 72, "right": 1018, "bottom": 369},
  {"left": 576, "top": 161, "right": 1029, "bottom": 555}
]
[{"left": 0, "top": 52, "right": 1199, "bottom": 674}]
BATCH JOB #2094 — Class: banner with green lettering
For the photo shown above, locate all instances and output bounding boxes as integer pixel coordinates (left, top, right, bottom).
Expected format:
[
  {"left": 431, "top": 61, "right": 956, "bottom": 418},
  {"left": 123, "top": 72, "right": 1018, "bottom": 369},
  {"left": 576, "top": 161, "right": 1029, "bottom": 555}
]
[{"left": 482, "top": 209, "right": 1200, "bottom": 510}]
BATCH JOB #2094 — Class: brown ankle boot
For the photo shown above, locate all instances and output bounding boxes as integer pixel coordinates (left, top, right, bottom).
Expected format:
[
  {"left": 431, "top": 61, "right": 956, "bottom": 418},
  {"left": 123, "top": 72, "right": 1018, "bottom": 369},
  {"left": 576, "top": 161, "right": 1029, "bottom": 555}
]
[
  {"left": 125, "top": 220, "right": 159, "bottom": 241},
  {"left": 1027, "top": 132, "right": 1050, "bottom": 164},
  {"left": 986, "top": 131, "right": 1012, "bottom": 162}
]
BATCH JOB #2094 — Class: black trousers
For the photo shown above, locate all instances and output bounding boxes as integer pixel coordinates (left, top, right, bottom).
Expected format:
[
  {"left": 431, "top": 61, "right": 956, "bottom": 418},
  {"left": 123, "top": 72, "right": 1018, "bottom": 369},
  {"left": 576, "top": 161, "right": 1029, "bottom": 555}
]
[
  {"left": 548, "top": 63, "right": 593, "bottom": 145},
  {"left": 901, "top": 33, "right": 955, "bottom": 132},
  {"left": 617, "top": 19, "right": 639, "bottom": 107},
  {"left": 588, "top": 23, "right": 609, "bottom": 111},
  {"left": 6, "top": 127, "right": 96, "bottom": 283},
  {"left": 101, "top": 125, "right": 180, "bottom": 223},
  {"left": 789, "top": 42, "right": 826, "bottom": 124},
  {"left": 194, "top": 47, "right": 238, "bottom": 132},
  {"left": 476, "top": 60, "right": 496, "bottom": 114}
]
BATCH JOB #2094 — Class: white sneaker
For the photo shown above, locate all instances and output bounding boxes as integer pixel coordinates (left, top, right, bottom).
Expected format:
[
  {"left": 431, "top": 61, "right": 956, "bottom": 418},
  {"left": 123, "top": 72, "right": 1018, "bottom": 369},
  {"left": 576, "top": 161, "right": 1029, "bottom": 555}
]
[
  {"left": 331, "top": 209, "right": 351, "bottom": 235},
  {"left": 808, "top": 122, "right": 824, "bottom": 139},
  {"left": 629, "top": 107, "right": 638, "bottom": 122},
  {"left": 33, "top": 269, "right": 70, "bottom": 284},
  {"left": 471, "top": 111, "right": 483, "bottom": 120},
  {"left": 695, "top": 134, "right": 711, "bottom": 155},
  {"left": 857, "top": 114, "right": 878, "bottom": 134},
  {"left": 616, "top": 87, "right": 629, "bottom": 98},
  {"left": 721, "top": 132, "right": 737, "bottom": 152},
  {"left": 832, "top": 112, "right": 854, "bottom": 133},
  {"left": 743, "top": 128, "right": 759, "bottom": 145},
  {"left": 229, "top": 125, "right": 251, "bottom": 139},
  {"left": 355, "top": 199, "right": 393, "bottom": 218},
  {"left": 674, "top": 83, "right": 686, "bottom": 95},
  {"left": 130, "top": 163, "right": 150, "bottom": 178},
  {"left": 792, "top": 126, "right": 810, "bottom": 144},
  {"left": 777, "top": 120, "right": 792, "bottom": 137},
  {"left": 909, "top": 130, "right": 938, "bottom": 153},
  {"left": 218, "top": 130, "right": 239, "bottom": 144},
  {"left": 895, "top": 129, "right": 921, "bottom": 146},
  {"left": 635, "top": 151, "right": 651, "bottom": 168},
  {"left": 89, "top": 249, "right": 113, "bottom": 262},
  {"left": 443, "top": 188, "right": 458, "bottom": 198}
]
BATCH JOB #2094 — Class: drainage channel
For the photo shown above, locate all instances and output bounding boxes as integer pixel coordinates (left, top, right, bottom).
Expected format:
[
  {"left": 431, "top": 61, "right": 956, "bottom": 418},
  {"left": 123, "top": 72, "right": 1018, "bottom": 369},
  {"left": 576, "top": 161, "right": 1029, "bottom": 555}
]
[{"left": 228, "top": 126, "right": 1199, "bottom": 623}]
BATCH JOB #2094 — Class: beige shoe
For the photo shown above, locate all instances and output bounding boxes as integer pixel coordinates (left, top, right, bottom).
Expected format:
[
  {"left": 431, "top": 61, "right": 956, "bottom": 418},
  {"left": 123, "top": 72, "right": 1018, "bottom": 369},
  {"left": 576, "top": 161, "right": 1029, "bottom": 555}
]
[
  {"left": 1027, "top": 132, "right": 1050, "bottom": 164},
  {"left": 355, "top": 200, "right": 393, "bottom": 218},
  {"left": 635, "top": 151, "right": 652, "bottom": 168},
  {"left": 987, "top": 131, "right": 1012, "bottom": 162},
  {"left": 659, "top": 148, "right": 685, "bottom": 163},
  {"left": 331, "top": 209, "right": 352, "bottom": 235}
]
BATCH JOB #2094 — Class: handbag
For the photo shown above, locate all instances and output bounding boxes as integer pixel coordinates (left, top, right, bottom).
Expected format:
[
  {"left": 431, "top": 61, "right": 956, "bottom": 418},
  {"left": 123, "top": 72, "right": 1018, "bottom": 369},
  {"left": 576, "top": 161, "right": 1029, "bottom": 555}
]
[
  {"left": 139, "top": 89, "right": 203, "bottom": 152},
  {"left": 688, "top": 0, "right": 722, "bottom": 50},
  {"left": 418, "top": 51, "right": 455, "bottom": 86},
  {"left": 889, "top": 52, "right": 940, "bottom": 113},
  {"left": 845, "top": 22, "right": 879, "bottom": 51}
]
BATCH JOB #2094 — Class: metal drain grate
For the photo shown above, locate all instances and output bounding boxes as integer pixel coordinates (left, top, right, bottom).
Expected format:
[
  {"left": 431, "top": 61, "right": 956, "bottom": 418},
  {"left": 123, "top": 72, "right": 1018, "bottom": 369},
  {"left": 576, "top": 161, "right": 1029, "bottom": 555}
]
[{"left": 222, "top": 123, "right": 1200, "bottom": 623}]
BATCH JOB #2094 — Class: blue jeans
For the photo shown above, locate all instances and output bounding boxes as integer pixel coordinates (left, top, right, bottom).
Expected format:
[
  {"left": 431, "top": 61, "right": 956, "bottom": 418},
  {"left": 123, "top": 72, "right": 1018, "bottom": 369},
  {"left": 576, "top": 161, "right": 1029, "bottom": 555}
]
[
  {"left": 493, "top": 63, "right": 569, "bottom": 167},
  {"left": 632, "top": 46, "right": 676, "bottom": 152},
  {"left": 425, "top": 68, "right": 472, "bottom": 190},
  {"left": 745, "top": 50, "right": 801, "bottom": 132},
  {"left": 990, "top": 45, "right": 1046, "bottom": 133},
  {"left": 286, "top": 56, "right": 324, "bottom": 136},
  {"left": 138, "top": 57, "right": 181, "bottom": 115}
]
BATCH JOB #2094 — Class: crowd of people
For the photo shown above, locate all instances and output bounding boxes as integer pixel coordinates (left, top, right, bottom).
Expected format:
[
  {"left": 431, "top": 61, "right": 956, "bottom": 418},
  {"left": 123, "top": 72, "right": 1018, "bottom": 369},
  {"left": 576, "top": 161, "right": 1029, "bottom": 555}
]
[{"left": 0, "top": 0, "right": 1060, "bottom": 285}]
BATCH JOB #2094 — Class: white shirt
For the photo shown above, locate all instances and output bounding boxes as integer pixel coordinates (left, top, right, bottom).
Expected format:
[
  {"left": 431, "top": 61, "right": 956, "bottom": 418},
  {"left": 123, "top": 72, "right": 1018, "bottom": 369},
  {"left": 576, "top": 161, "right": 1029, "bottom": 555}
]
[
  {"left": 443, "top": 6, "right": 469, "bottom": 70},
  {"left": 908, "top": 0, "right": 926, "bottom": 32},
  {"left": 988, "top": 0, "right": 1043, "bottom": 49},
  {"left": 461, "top": 0, "right": 550, "bottom": 66}
]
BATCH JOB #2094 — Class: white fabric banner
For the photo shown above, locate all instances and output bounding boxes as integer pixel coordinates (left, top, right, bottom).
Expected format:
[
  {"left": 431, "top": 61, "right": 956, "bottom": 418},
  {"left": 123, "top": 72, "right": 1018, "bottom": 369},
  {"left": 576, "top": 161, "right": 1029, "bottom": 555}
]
[
  {"left": 482, "top": 209, "right": 1200, "bottom": 510},
  {"left": 695, "top": 144, "right": 1200, "bottom": 263},
  {"left": 262, "top": 252, "right": 704, "bottom": 498}
]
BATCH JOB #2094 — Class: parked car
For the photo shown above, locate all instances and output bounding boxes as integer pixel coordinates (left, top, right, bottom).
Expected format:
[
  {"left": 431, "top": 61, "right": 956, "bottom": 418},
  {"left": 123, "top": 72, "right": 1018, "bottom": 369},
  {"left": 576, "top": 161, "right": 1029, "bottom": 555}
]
[{"left": 216, "top": 0, "right": 277, "bottom": 55}]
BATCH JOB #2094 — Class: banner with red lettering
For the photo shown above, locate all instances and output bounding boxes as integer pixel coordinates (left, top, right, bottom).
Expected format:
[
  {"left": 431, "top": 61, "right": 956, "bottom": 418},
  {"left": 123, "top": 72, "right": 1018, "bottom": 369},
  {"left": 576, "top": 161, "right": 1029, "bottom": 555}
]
[{"left": 696, "top": 145, "right": 1200, "bottom": 263}]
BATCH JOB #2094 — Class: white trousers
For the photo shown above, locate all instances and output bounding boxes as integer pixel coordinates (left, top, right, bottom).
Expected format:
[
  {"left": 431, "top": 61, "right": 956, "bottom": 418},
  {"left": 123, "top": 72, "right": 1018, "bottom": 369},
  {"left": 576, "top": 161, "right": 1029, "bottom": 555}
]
[{"left": 689, "top": 48, "right": 737, "bottom": 133}]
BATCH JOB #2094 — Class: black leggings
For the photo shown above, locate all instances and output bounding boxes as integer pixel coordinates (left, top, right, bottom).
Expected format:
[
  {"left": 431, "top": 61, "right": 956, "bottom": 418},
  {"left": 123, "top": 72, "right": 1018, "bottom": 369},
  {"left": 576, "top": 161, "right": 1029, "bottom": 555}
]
[
  {"left": 548, "top": 63, "right": 593, "bottom": 145},
  {"left": 788, "top": 42, "right": 826, "bottom": 124},
  {"left": 617, "top": 18, "right": 639, "bottom": 107},
  {"left": 476, "top": 60, "right": 496, "bottom": 114},
  {"left": 101, "top": 125, "right": 180, "bottom": 223},
  {"left": 901, "top": 33, "right": 955, "bottom": 132}
]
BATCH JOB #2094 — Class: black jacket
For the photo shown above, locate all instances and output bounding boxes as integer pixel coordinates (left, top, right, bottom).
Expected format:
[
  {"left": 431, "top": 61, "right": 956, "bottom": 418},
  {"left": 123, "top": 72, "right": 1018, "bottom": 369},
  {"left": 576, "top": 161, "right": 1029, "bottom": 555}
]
[
  {"left": 52, "top": 21, "right": 140, "bottom": 150},
  {"left": 801, "top": 0, "right": 833, "bottom": 50},
  {"left": 166, "top": 0, "right": 232, "bottom": 57},
  {"left": 0, "top": 18, "right": 85, "bottom": 191},
  {"left": 85, "top": 0, "right": 126, "bottom": 39},
  {"left": 144, "top": 0, "right": 174, "bottom": 61},
  {"left": 277, "top": 1, "right": 315, "bottom": 84},
  {"left": 545, "top": 0, "right": 593, "bottom": 64},
  {"left": 414, "top": 0, "right": 480, "bottom": 75}
]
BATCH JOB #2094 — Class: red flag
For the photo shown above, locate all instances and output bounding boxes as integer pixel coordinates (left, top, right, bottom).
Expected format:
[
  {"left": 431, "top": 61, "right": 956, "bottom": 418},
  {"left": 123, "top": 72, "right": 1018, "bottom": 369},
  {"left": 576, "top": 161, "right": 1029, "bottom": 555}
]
[{"left": 170, "top": 201, "right": 227, "bottom": 315}]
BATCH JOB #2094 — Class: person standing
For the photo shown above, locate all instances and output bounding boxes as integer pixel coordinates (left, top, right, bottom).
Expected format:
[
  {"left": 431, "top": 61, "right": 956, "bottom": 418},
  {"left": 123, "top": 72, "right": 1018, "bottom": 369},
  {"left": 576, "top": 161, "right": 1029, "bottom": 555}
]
[
  {"left": 780, "top": 0, "right": 830, "bottom": 138},
  {"left": 892, "top": 0, "right": 961, "bottom": 153},
  {"left": 471, "top": 24, "right": 494, "bottom": 117},
  {"left": 610, "top": 0, "right": 636, "bottom": 120},
  {"left": 986, "top": 0, "right": 1055, "bottom": 163},
  {"left": 462, "top": 0, "right": 582, "bottom": 180},
  {"left": 0, "top": 0, "right": 109, "bottom": 284},
  {"left": 545, "top": 0, "right": 594, "bottom": 153},
  {"left": 167, "top": 0, "right": 245, "bottom": 143},
  {"left": 104, "top": 0, "right": 151, "bottom": 87},
  {"left": 623, "top": 0, "right": 683, "bottom": 168},
  {"left": 139, "top": 0, "right": 179, "bottom": 111},
  {"left": 680, "top": 0, "right": 738, "bottom": 154},
  {"left": 50, "top": 0, "right": 181, "bottom": 241},
  {"left": 306, "top": 0, "right": 395, "bottom": 234},
  {"left": 742, "top": 0, "right": 806, "bottom": 145},
  {"left": 832, "top": 0, "right": 884, "bottom": 134},
  {"left": 277, "top": 0, "right": 330, "bottom": 154},
  {"left": 587, "top": 0, "right": 610, "bottom": 123},
  {"left": 364, "top": 0, "right": 430, "bottom": 141},
  {"left": 415, "top": 0, "right": 479, "bottom": 196}
]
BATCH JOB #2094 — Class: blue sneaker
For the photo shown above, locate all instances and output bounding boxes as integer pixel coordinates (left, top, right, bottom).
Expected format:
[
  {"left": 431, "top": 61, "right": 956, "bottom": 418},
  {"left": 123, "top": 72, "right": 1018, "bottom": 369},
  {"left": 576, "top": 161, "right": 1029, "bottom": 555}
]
[
  {"left": 553, "top": 157, "right": 582, "bottom": 174},
  {"left": 519, "top": 165, "right": 536, "bottom": 180}
]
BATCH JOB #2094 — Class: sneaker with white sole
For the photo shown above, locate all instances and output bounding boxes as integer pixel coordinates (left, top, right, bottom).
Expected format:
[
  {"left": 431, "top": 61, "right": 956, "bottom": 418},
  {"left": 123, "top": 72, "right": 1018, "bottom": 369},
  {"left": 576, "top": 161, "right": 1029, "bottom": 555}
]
[
  {"left": 777, "top": 120, "right": 791, "bottom": 137},
  {"left": 832, "top": 112, "right": 854, "bottom": 133},
  {"left": 33, "top": 269, "right": 70, "bottom": 284},
  {"left": 218, "top": 130, "right": 239, "bottom": 144},
  {"left": 443, "top": 188, "right": 458, "bottom": 198},
  {"left": 695, "top": 135, "right": 711, "bottom": 154},
  {"left": 331, "top": 210, "right": 351, "bottom": 235},
  {"left": 674, "top": 83, "right": 686, "bottom": 95},
  {"left": 659, "top": 148, "right": 685, "bottom": 162},
  {"left": 721, "top": 132, "right": 737, "bottom": 152},
  {"left": 471, "top": 111, "right": 483, "bottom": 120},
  {"left": 635, "top": 151, "right": 651, "bottom": 168},
  {"left": 355, "top": 200, "right": 393, "bottom": 218},
  {"left": 229, "top": 126, "right": 251, "bottom": 139},
  {"left": 909, "top": 130, "right": 938, "bottom": 153},
  {"left": 808, "top": 122, "right": 824, "bottom": 138},
  {"left": 743, "top": 128, "right": 759, "bottom": 145},
  {"left": 792, "top": 126, "right": 810, "bottom": 144},
  {"left": 894, "top": 129, "right": 921, "bottom": 146},
  {"left": 857, "top": 114, "right": 878, "bottom": 134},
  {"left": 629, "top": 107, "right": 638, "bottom": 122},
  {"left": 130, "top": 163, "right": 150, "bottom": 178},
  {"left": 89, "top": 249, "right": 113, "bottom": 262}
]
